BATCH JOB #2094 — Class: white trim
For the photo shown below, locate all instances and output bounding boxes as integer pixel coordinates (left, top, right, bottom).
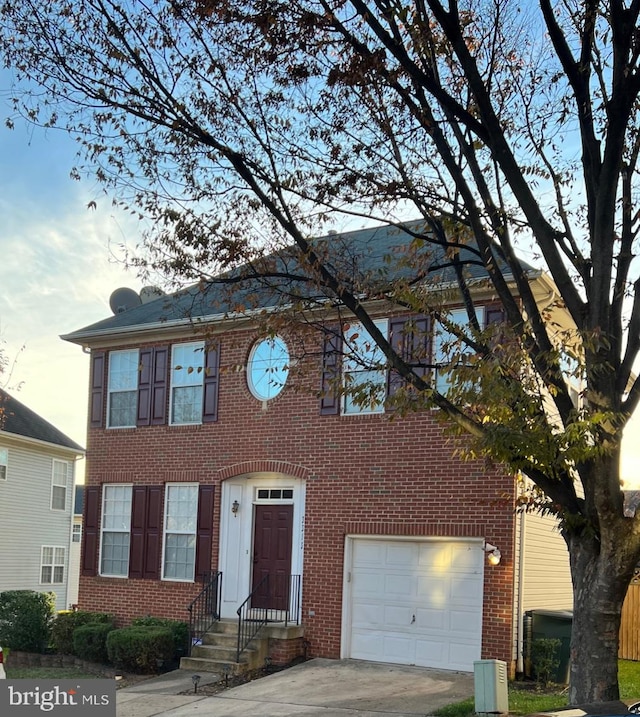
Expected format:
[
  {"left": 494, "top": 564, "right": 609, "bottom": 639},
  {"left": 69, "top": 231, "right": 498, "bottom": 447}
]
[
  {"left": 106, "top": 348, "right": 139, "bottom": 429},
  {"left": 50, "top": 459, "right": 69, "bottom": 511},
  {"left": 99, "top": 483, "right": 133, "bottom": 578},
  {"left": 40, "top": 545, "right": 66, "bottom": 585},
  {"left": 161, "top": 482, "right": 199, "bottom": 581},
  {"left": 169, "top": 341, "right": 205, "bottom": 426},
  {"left": 218, "top": 473, "right": 305, "bottom": 620}
]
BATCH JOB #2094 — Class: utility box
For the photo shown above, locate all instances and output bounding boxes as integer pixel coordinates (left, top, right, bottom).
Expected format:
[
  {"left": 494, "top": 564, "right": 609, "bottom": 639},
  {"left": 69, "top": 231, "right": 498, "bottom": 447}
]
[{"left": 474, "top": 659, "right": 509, "bottom": 716}]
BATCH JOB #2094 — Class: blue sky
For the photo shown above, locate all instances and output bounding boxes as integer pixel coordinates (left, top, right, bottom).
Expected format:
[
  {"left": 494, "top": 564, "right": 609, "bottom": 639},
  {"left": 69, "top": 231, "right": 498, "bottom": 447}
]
[
  {"left": 1, "top": 69, "right": 640, "bottom": 486},
  {"left": 0, "top": 70, "right": 141, "bottom": 454}
]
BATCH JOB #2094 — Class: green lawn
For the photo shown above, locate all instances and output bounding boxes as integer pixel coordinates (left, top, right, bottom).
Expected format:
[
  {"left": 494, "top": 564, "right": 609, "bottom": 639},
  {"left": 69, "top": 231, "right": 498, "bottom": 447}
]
[{"left": 435, "top": 660, "right": 640, "bottom": 717}]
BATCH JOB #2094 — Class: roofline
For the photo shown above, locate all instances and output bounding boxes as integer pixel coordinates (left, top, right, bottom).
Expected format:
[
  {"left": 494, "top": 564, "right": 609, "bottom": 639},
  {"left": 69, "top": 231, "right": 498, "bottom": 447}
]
[
  {"left": 0, "top": 429, "right": 85, "bottom": 457},
  {"left": 62, "top": 269, "right": 542, "bottom": 347}
]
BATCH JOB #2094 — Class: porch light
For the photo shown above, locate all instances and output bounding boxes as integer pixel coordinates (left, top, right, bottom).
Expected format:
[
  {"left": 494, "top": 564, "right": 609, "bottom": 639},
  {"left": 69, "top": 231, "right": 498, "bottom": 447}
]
[
  {"left": 232, "top": 500, "right": 240, "bottom": 516},
  {"left": 483, "top": 542, "right": 502, "bottom": 566}
]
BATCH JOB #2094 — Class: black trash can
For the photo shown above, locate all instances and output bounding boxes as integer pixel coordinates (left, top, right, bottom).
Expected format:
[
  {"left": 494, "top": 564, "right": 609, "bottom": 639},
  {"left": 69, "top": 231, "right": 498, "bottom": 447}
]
[{"left": 525, "top": 609, "right": 572, "bottom": 684}]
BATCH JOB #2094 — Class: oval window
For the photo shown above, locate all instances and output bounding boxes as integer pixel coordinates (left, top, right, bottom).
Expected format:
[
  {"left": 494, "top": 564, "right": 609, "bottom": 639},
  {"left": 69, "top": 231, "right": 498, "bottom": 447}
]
[{"left": 247, "top": 336, "right": 289, "bottom": 401}]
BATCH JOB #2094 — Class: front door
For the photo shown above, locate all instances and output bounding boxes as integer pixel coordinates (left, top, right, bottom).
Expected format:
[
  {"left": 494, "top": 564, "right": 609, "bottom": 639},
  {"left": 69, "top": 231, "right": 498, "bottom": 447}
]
[{"left": 252, "top": 504, "right": 293, "bottom": 610}]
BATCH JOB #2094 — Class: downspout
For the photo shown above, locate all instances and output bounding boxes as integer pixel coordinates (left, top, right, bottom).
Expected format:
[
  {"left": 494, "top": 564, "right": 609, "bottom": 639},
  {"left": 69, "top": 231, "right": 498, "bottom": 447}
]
[{"left": 516, "top": 506, "right": 527, "bottom": 675}]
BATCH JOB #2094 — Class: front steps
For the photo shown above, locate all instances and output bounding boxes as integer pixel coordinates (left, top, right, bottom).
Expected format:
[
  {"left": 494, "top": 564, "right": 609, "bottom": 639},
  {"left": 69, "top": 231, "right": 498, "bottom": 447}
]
[{"left": 180, "top": 619, "right": 304, "bottom": 675}]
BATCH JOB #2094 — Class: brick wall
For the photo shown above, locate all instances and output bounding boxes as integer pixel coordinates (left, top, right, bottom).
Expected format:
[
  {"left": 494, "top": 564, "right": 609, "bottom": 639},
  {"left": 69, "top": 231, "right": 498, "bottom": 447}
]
[{"left": 79, "top": 325, "right": 517, "bottom": 667}]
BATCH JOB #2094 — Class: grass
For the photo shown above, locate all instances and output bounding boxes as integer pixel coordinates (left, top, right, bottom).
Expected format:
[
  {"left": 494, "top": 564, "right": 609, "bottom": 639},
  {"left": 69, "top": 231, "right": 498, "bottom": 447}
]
[{"left": 434, "top": 660, "right": 640, "bottom": 717}]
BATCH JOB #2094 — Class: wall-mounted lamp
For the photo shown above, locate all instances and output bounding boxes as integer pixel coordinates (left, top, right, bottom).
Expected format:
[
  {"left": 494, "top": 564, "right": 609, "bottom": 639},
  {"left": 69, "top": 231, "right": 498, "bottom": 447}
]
[
  {"left": 484, "top": 542, "right": 502, "bottom": 566},
  {"left": 231, "top": 500, "right": 240, "bottom": 517}
]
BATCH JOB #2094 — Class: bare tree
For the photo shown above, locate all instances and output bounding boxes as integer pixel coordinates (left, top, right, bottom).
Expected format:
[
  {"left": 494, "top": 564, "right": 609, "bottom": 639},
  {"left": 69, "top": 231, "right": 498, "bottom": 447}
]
[{"left": 2, "top": 0, "right": 640, "bottom": 702}]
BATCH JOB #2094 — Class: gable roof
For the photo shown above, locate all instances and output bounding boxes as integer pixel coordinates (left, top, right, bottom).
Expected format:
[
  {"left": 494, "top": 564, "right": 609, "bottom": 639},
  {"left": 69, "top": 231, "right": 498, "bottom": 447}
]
[
  {"left": 0, "top": 389, "right": 85, "bottom": 453},
  {"left": 62, "top": 219, "right": 536, "bottom": 345}
]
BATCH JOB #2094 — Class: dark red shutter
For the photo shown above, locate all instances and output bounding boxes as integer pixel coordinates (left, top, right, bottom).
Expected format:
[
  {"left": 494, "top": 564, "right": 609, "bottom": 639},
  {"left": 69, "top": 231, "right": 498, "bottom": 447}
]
[
  {"left": 150, "top": 348, "right": 168, "bottom": 425},
  {"left": 137, "top": 349, "right": 153, "bottom": 426},
  {"left": 143, "top": 486, "right": 163, "bottom": 579},
  {"left": 129, "top": 486, "right": 147, "bottom": 578},
  {"left": 387, "top": 315, "right": 430, "bottom": 398},
  {"left": 128, "top": 486, "right": 163, "bottom": 579},
  {"left": 194, "top": 485, "right": 215, "bottom": 581},
  {"left": 202, "top": 344, "right": 220, "bottom": 423},
  {"left": 485, "top": 306, "right": 506, "bottom": 326},
  {"left": 137, "top": 348, "right": 168, "bottom": 426},
  {"left": 81, "top": 486, "right": 101, "bottom": 576},
  {"left": 89, "top": 352, "right": 106, "bottom": 428},
  {"left": 320, "top": 330, "right": 343, "bottom": 415}
]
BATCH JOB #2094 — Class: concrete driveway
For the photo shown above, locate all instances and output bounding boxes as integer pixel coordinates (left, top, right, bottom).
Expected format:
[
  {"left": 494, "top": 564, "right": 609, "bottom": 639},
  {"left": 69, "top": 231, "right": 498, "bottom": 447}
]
[{"left": 116, "top": 658, "right": 475, "bottom": 717}]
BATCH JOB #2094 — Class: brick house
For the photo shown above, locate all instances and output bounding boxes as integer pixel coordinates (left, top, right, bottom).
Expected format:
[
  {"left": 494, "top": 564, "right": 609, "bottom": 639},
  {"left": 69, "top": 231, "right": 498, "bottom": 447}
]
[{"left": 62, "top": 221, "right": 573, "bottom": 674}]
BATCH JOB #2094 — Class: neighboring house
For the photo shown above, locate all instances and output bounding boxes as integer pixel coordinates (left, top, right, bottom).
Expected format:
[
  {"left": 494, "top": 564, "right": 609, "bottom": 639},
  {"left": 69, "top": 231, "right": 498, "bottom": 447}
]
[
  {"left": 62, "top": 220, "right": 573, "bottom": 675},
  {"left": 67, "top": 485, "right": 85, "bottom": 607},
  {"left": 0, "top": 389, "right": 85, "bottom": 612}
]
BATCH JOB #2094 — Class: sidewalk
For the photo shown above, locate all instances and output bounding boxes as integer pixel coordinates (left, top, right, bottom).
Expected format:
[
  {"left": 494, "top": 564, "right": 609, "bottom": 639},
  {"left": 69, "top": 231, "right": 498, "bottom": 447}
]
[{"left": 116, "top": 658, "right": 475, "bottom": 717}]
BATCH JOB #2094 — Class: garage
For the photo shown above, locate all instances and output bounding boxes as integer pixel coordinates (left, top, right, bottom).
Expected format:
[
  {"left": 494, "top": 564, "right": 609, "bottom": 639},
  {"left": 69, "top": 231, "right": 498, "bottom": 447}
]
[{"left": 343, "top": 538, "right": 484, "bottom": 671}]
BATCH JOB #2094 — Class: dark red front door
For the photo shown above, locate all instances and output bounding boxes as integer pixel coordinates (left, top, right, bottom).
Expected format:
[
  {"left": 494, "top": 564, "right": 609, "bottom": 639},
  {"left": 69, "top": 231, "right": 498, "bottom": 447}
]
[{"left": 252, "top": 504, "right": 293, "bottom": 610}]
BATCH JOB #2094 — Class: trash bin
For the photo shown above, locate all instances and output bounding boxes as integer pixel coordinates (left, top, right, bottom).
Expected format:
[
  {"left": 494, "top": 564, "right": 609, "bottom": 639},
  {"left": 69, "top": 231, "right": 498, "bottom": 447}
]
[{"left": 526, "top": 609, "right": 572, "bottom": 684}]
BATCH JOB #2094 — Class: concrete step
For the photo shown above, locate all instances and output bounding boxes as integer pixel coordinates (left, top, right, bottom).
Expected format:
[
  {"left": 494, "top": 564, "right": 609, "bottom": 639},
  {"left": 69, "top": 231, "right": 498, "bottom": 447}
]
[{"left": 180, "top": 655, "right": 248, "bottom": 675}]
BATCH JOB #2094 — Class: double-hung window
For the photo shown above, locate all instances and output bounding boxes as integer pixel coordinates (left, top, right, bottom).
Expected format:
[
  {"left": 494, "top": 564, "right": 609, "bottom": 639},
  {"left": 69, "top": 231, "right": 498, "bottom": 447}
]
[
  {"left": 170, "top": 342, "right": 204, "bottom": 425},
  {"left": 41, "top": 546, "right": 65, "bottom": 584},
  {"left": 162, "top": 484, "right": 198, "bottom": 580},
  {"left": 107, "top": 349, "right": 139, "bottom": 428},
  {"left": 100, "top": 485, "right": 132, "bottom": 577},
  {"left": 342, "top": 319, "right": 388, "bottom": 415},
  {"left": 0, "top": 447, "right": 7, "bottom": 481},
  {"left": 51, "top": 460, "right": 69, "bottom": 510},
  {"left": 433, "top": 307, "right": 484, "bottom": 394}
]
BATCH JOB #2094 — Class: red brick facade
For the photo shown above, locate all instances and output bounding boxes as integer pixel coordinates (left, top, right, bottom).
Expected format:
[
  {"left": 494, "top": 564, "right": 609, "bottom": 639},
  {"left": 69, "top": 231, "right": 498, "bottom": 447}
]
[{"left": 78, "top": 323, "right": 517, "bottom": 670}]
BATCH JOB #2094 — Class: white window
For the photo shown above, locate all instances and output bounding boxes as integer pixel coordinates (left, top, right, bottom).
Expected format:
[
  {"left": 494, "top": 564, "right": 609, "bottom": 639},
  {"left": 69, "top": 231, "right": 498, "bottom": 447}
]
[
  {"left": 41, "top": 546, "right": 65, "bottom": 584},
  {"left": 100, "top": 485, "right": 132, "bottom": 577},
  {"left": 51, "top": 460, "right": 69, "bottom": 511},
  {"left": 72, "top": 523, "right": 82, "bottom": 543},
  {"left": 433, "top": 307, "right": 484, "bottom": 394},
  {"left": 170, "top": 342, "right": 204, "bottom": 425},
  {"left": 108, "top": 349, "right": 139, "bottom": 428},
  {"left": 162, "top": 484, "right": 198, "bottom": 580},
  {"left": 0, "top": 447, "right": 7, "bottom": 481},
  {"left": 343, "top": 319, "right": 388, "bottom": 415}
]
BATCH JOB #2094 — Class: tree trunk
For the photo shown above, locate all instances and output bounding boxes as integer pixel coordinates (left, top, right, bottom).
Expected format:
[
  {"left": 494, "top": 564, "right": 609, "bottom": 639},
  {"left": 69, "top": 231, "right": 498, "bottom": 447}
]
[{"left": 567, "top": 526, "right": 637, "bottom": 705}]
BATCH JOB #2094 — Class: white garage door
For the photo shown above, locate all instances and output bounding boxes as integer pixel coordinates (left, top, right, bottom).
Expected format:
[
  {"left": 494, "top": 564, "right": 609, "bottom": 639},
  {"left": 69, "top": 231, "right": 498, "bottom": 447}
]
[{"left": 346, "top": 538, "right": 484, "bottom": 671}]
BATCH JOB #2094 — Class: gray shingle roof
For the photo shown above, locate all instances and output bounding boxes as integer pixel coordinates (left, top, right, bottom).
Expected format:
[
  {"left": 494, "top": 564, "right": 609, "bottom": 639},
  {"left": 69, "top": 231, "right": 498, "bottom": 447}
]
[
  {"left": 0, "top": 389, "right": 84, "bottom": 452},
  {"left": 62, "top": 219, "right": 531, "bottom": 344}
]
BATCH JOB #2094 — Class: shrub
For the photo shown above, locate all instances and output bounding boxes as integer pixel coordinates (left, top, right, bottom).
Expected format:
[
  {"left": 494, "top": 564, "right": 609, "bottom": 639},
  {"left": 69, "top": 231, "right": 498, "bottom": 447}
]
[
  {"left": 130, "top": 617, "right": 189, "bottom": 658},
  {"left": 72, "top": 622, "right": 115, "bottom": 664},
  {"left": 107, "top": 627, "right": 175, "bottom": 673},
  {"left": 531, "top": 637, "right": 561, "bottom": 687},
  {"left": 51, "top": 611, "right": 114, "bottom": 655},
  {"left": 0, "top": 590, "right": 55, "bottom": 652}
]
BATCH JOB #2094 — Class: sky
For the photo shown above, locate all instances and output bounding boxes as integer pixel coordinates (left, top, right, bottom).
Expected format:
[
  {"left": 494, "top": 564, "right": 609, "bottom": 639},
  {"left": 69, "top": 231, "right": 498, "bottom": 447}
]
[{"left": 1, "top": 70, "right": 640, "bottom": 487}]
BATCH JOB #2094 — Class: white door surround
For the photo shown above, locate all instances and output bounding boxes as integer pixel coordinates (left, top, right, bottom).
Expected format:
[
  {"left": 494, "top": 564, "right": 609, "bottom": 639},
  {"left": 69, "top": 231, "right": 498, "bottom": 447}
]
[
  {"left": 218, "top": 473, "right": 305, "bottom": 620},
  {"left": 341, "top": 536, "right": 484, "bottom": 671}
]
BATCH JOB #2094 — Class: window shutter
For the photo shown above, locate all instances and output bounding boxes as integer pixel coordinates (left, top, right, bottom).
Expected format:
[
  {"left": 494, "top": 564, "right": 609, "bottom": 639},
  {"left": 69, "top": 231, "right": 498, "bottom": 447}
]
[
  {"left": 195, "top": 485, "right": 215, "bottom": 581},
  {"left": 129, "top": 486, "right": 147, "bottom": 578},
  {"left": 320, "top": 330, "right": 343, "bottom": 415},
  {"left": 387, "top": 315, "right": 430, "bottom": 399},
  {"left": 137, "top": 349, "right": 153, "bottom": 426},
  {"left": 202, "top": 344, "right": 220, "bottom": 423},
  {"left": 150, "top": 348, "right": 168, "bottom": 425},
  {"left": 485, "top": 306, "right": 506, "bottom": 326},
  {"left": 143, "top": 486, "right": 163, "bottom": 579},
  {"left": 89, "top": 352, "right": 106, "bottom": 429},
  {"left": 81, "top": 486, "right": 101, "bottom": 576},
  {"left": 129, "top": 486, "right": 163, "bottom": 579},
  {"left": 137, "top": 348, "right": 168, "bottom": 426}
]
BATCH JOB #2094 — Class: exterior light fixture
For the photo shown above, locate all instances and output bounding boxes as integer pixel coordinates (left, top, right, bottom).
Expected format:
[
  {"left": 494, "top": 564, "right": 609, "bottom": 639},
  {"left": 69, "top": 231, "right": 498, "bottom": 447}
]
[
  {"left": 232, "top": 500, "right": 240, "bottom": 516},
  {"left": 191, "top": 674, "right": 201, "bottom": 693},
  {"left": 483, "top": 542, "right": 502, "bottom": 566}
]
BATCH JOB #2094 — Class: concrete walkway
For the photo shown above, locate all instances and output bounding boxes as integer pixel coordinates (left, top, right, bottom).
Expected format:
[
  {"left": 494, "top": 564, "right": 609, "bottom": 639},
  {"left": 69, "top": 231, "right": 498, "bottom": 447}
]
[{"left": 116, "top": 658, "right": 475, "bottom": 717}]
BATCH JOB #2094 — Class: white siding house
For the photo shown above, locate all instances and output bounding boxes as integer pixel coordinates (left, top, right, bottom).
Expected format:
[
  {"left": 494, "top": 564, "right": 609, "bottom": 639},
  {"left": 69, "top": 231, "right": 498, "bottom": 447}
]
[{"left": 0, "top": 389, "right": 84, "bottom": 612}]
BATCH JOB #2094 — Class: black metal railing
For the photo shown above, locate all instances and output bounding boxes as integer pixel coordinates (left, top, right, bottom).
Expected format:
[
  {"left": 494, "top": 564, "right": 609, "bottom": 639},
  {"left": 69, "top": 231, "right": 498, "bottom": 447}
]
[
  {"left": 187, "top": 570, "right": 222, "bottom": 655},
  {"left": 236, "top": 574, "right": 302, "bottom": 662}
]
